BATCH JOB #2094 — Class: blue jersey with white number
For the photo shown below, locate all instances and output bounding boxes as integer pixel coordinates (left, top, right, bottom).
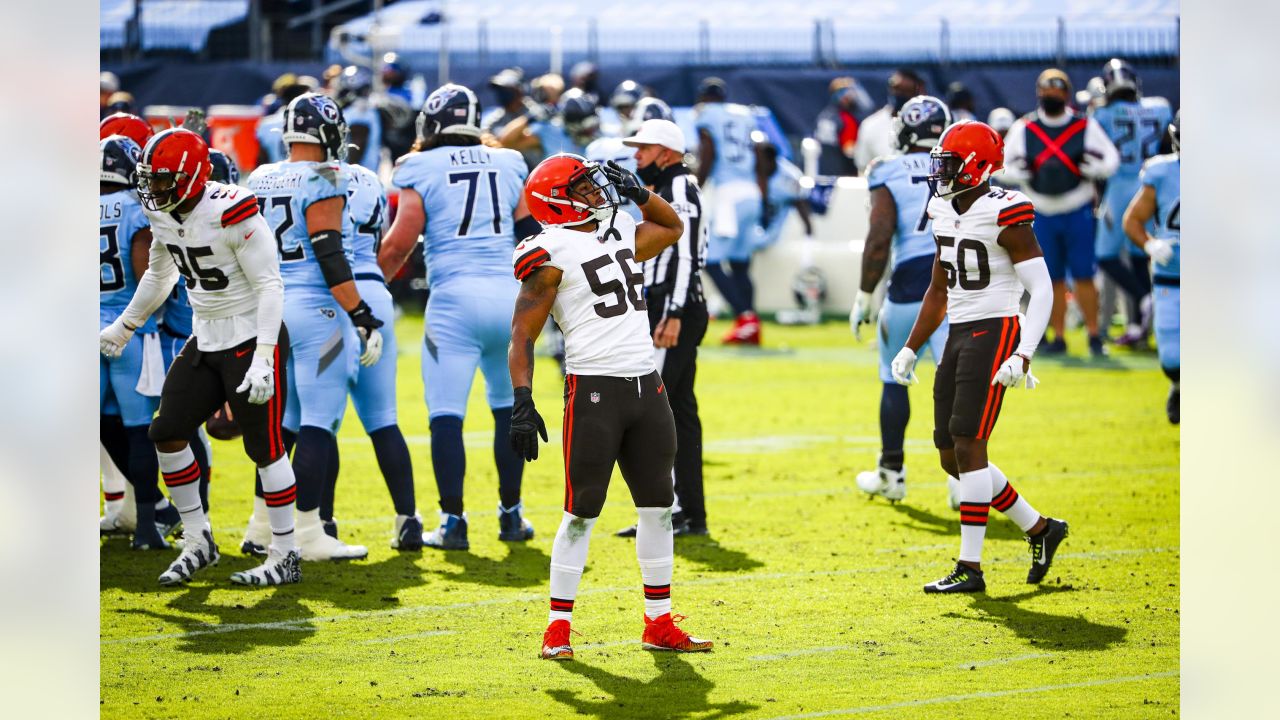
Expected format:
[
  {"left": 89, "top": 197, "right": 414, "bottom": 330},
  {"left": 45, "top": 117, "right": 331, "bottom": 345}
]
[
  {"left": 695, "top": 102, "right": 757, "bottom": 185},
  {"left": 866, "top": 153, "right": 936, "bottom": 267},
  {"left": 344, "top": 100, "right": 383, "bottom": 171},
  {"left": 392, "top": 144, "right": 528, "bottom": 286},
  {"left": 100, "top": 189, "right": 156, "bottom": 332},
  {"left": 1140, "top": 153, "right": 1180, "bottom": 279},
  {"left": 161, "top": 284, "right": 193, "bottom": 337},
  {"left": 1093, "top": 99, "right": 1173, "bottom": 178},
  {"left": 247, "top": 160, "right": 354, "bottom": 295},
  {"left": 342, "top": 162, "right": 387, "bottom": 280}
]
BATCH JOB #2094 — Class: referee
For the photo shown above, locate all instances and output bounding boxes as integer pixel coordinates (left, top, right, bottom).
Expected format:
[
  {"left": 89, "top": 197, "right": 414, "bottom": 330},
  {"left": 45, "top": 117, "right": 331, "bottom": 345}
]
[{"left": 616, "top": 119, "right": 711, "bottom": 536}]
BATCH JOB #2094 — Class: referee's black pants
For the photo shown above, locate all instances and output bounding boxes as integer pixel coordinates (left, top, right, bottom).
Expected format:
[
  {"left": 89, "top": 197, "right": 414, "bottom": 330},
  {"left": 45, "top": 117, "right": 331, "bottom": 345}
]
[{"left": 646, "top": 292, "right": 709, "bottom": 527}]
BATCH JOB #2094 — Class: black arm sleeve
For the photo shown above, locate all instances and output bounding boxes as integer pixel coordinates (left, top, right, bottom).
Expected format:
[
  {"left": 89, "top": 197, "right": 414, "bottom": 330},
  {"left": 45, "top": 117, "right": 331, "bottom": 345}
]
[
  {"left": 311, "top": 229, "right": 354, "bottom": 288},
  {"left": 515, "top": 215, "right": 542, "bottom": 242}
]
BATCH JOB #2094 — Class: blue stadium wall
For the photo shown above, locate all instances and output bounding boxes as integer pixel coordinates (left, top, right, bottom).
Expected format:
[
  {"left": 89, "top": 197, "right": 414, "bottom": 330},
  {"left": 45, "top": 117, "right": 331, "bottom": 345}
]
[{"left": 105, "top": 60, "right": 1179, "bottom": 142}]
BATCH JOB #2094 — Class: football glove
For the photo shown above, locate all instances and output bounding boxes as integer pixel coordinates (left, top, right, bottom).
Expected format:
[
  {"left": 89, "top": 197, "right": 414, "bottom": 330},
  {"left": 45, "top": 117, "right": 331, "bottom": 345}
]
[
  {"left": 1145, "top": 238, "right": 1175, "bottom": 266},
  {"left": 602, "top": 160, "right": 651, "bottom": 206},
  {"left": 510, "top": 386, "right": 548, "bottom": 462},
  {"left": 991, "top": 353, "right": 1039, "bottom": 389},
  {"left": 348, "top": 301, "right": 385, "bottom": 367},
  {"left": 99, "top": 318, "right": 136, "bottom": 358},
  {"left": 890, "top": 347, "right": 918, "bottom": 386},
  {"left": 235, "top": 348, "right": 276, "bottom": 405},
  {"left": 849, "top": 290, "right": 875, "bottom": 341}
]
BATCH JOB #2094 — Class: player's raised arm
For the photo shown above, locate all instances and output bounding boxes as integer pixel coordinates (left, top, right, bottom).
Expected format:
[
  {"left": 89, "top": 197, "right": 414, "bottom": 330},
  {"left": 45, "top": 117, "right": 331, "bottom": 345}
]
[
  {"left": 997, "top": 222, "right": 1051, "bottom": 381},
  {"left": 507, "top": 265, "right": 560, "bottom": 461},
  {"left": 851, "top": 184, "right": 897, "bottom": 339},
  {"left": 100, "top": 228, "right": 182, "bottom": 358},
  {"left": 602, "top": 161, "right": 683, "bottom": 262},
  {"left": 378, "top": 186, "right": 425, "bottom": 278},
  {"left": 306, "top": 195, "right": 384, "bottom": 367}
]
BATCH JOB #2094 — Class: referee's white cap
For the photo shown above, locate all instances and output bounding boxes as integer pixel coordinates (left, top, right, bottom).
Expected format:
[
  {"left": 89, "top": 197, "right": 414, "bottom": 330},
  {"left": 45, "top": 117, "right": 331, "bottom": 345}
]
[{"left": 623, "top": 119, "right": 685, "bottom": 154}]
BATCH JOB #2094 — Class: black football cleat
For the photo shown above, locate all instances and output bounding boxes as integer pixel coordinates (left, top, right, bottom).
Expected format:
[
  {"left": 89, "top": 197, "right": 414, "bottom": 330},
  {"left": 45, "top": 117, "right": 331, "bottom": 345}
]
[
  {"left": 1166, "top": 387, "right": 1179, "bottom": 425},
  {"left": 923, "top": 562, "right": 986, "bottom": 594},
  {"left": 1026, "top": 518, "right": 1069, "bottom": 584}
]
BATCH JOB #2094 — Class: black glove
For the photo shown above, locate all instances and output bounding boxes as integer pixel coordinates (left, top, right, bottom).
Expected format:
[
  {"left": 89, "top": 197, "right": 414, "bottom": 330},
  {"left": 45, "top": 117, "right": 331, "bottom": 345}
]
[
  {"left": 510, "top": 386, "right": 548, "bottom": 461},
  {"left": 347, "top": 300, "right": 384, "bottom": 340},
  {"left": 602, "top": 160, "right": 651, "bottom": 206},
  {"left": 760, "top": 200, "right": 775, "bottom": 230}
]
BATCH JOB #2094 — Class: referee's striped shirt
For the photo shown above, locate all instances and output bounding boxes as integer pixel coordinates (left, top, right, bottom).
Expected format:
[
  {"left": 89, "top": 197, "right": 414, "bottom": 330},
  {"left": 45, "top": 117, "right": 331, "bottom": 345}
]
[{"left": 643, "top": 164, "right": 707, "bottom": 318}]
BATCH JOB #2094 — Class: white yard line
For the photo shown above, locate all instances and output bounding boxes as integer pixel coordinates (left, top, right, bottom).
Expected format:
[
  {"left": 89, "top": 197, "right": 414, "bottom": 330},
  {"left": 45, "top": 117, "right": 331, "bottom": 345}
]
[
  {"left": 101, "top": 547, "right": 1176, "bottom": 646},
  {"left": 763, "top": 671, "right": 1178, "bottom": 719}
]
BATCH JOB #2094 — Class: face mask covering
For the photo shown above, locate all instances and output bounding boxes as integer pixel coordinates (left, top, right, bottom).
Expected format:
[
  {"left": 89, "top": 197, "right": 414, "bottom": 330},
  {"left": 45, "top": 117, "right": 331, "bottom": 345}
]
[
  {"left": 1039, "top": 97, "right": 1067, "bottom": 115},
  {"left": 891, "top": 94, "right": 911, "bottom": 113},
  {"left": 637, "top": 161, "right": 663, "bottom": 185}
]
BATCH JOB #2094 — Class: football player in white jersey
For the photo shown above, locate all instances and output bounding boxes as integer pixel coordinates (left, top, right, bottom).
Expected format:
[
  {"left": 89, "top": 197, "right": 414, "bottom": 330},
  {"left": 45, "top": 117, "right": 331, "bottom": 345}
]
[
  {"left": 506, "top": 154, "right": 713, "bottom": 660},
  {"left": 891, "top": 121, "right": 1070, "bottom": 593},
  {"left": 99, "top": 128, "right": 302, "bottom": 587}
]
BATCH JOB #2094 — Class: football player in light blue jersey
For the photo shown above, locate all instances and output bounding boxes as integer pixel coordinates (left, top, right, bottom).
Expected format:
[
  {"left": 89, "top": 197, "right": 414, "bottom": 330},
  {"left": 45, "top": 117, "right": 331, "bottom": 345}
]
[
  {"left": 1123, "top": 112, "right": 1180, "bottom": 424},
  {"left": 752, "top": 131, "right": 813, "bottom": 251},
  {"left": 332, "top": 158, "right": 425, "bottom": 549},
  {"left": 503, "top": 88, "right": 599, "bottom": 165},
  {"left": 694, "top": 77, "right": 766, "bottom": 344},
  {"left": 335, "top": 66, "right": 383, "bottom": 172},
  {"left": 585, "top": 136, "right": 642, "bottom": 223},
  {"left": 380, "top": 83, "right": 541, "bottom": 550},
  {"left": 1092, "top": 59, "right": 1173, "bottom": 345},
  {"left": 99, "top": 135, "right": 182, "bottom": 549},
  {"left": 245, "top": 92, "right": 385, "bottom": 561},
  {"left": 849, "top": 96, "right": 952, "bottom": 505}
]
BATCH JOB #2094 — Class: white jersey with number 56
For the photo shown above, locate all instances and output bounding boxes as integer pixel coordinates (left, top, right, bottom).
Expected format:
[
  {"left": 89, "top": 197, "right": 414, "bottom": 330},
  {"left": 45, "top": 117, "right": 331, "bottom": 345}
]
[
  {"left": 926, "top": 188, "right": 1036, "bottom": 324},
  {"left": 513, "top": 211, "right": 655, "bottom": 377}
]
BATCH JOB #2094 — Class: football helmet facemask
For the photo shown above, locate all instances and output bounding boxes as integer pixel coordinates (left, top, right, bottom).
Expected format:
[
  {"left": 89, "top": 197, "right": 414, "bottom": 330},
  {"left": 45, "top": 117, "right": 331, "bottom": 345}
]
[
  {"left": 524, "top": 153, "right": 620, "bottom": 227},
  {"left": 928, "top": 121, "right": 1004, "bottom": 199},
  {"left": 893, "top": 95, "right": 952, "bottom": 152},
  {"left": 100, "top": 135, "right": 143, "bottom": 186}
]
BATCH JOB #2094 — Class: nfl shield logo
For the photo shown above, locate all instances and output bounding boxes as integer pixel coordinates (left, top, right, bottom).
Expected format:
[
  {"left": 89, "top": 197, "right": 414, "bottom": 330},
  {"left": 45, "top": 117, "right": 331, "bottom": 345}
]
[
  {"left": 590, "top": 392, "right": 601, "bottom": 404},
  {"left": 953, "top": 219, "right": 960, "bottom": 228}
]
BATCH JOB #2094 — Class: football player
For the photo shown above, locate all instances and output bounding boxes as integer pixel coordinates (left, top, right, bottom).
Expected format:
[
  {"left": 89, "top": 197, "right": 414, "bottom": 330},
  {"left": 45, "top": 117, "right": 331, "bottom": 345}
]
[
  {"left": 379, "top": 84, "right": 540, "bottom": 549},
  {"left": 584, "top": 134, "right": 641, "bottom": 223},
  {"left": 695, "top": 77, "right": 765, "bottom": 345},
  {"left": 247, "top": 93, "right": 383, "bottom": 562},
  {"left": 892, "top": 121, "right": 1070, "bottom": 593},
  {"left": 1092, "top": 59, "right": 1173, "bottom": 347},
  {"left": 100, "top": 128, "right": 301, "bottom": 586},
  {"left": 850, "top": 95, "right": 952, "bottom": 505},
  {"left": 752, "top": 130, "right": 813, "bottom": 253},
  {"left": 100, "top": 112, "right": 154, "bottom": 149},
  {"left": 508, "top": 153, "right": 712, "bottom": 660},
  {"left": 500, "top": 88, "right": 600, "bottom": 163},
  {"left": 1123, "top": 112, "right": 1180, "bottom": 424},
  {"left": 99, "top": 134, "right": 181, "bottom": 549},
  {"left": 333, "top": 65, "right": 383, "bottom": 172}
]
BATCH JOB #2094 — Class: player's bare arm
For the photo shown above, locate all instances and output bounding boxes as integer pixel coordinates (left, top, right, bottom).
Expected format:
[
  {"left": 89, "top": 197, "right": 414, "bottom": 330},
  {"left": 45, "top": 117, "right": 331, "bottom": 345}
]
[
  {"left": 378, "top": 186, "right": 425, "bottom": 278},
  {"left": 307, "top": 194, "right": 384, "bottom": 366},
  {"left": 130, "top": 226, "right": 153, "bottom": 279},
  {"left": 902, "top": 253, "right": 950, "bottom": 353},
  {"left": 695, "top": 128, "right": 715, "bottom": 186},
  {"left": 632, "top": 192, "right": 684, "bottom": 262},
  {"left": 995, "top": 222, "right": 1045, "bottom": 264},
  {"left": 508, "top": 265, "right": 562, "bottom": 389},
  {"left": 860, "top": 187, "right": 898, "bottom": 293},
  {"left": 1122, "top": 185, "right": 1158, "bottom": 249}
]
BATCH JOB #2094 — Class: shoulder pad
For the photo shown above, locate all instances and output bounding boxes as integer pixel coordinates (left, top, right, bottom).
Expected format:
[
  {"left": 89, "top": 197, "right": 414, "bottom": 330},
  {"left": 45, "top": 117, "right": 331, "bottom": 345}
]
[
  {"left": 220, "top": 191, "right": 259, "bottom": 227},
  {"left": 995, "top": 194, "right": 1035, "bottom": 227}
]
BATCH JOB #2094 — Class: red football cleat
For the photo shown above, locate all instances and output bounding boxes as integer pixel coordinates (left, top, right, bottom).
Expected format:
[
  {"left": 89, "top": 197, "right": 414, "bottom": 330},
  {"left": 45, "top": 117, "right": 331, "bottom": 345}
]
[
  {"left": 541, "top": 619, "right": 574, "bottom": 660},
  {"left": 641, "top": 613, "right": 713, "bottom": 652},
  {"left": 722, "top": 312, "right": 761, "bottom": 345}
]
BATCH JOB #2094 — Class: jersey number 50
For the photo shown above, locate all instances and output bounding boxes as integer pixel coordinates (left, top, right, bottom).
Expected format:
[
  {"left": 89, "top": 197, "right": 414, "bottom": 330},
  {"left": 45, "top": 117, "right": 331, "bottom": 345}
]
[{"left": 936, "top": 235, "right": 990, "bottom": 290}]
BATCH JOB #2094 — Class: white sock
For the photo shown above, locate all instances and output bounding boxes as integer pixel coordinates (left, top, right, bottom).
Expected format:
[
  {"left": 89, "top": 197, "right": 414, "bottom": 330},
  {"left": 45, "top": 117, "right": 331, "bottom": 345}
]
[
  {"left": 100, "top": 443, "right": 125, "bottom": 513},
  {"left": 989, "top": 462, "right": 1042, "bottom": 533},
  {"left": 155, "top": 498, "right": 171, "bottom": 511},
  {"left": 548, "top": 513, "right": 596, "bottom": 623},
  {"left": 157, "top": 446, "right": 207, "bottom": 536},
  {"left": 957, "top": 467, "right": 993, "bottom": 564},
  {"left": 258, "top": 456, "right": 297, "bottom": 552},
  {"left": 636, "top": 507, "right": 674, "bottom": 619}
]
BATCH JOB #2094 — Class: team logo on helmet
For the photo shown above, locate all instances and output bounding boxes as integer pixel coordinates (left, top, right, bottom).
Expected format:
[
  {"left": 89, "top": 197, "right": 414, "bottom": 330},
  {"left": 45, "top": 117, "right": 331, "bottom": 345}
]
[
  {"left": 425, "top": 87, "right": 459, "bottom": 114},
  {"left": 309, "top": 95, "right": 340, "bottom": 123},
  {"left": 901, "top": 101, "right": 934, "bottom": 126}
]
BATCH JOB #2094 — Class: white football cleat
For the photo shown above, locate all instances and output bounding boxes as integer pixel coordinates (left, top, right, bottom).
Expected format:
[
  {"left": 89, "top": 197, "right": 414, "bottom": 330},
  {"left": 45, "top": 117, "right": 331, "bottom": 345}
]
[
  {"left": 297, "top": 517, "right": 368, "bottom": 561},
  {"left": 100, "top": 510, "right": 136, "bottom": 535},
  {"left": 230, "top": 547, "right": 302, "bottom": 586},
  {"left": 158, "top": 527, "right": 220, "bottom": 586},
  {"left": 947, "top": 476, "right": 961, "bottom": 511},
  {"left": 855, "top": 465, "right": 906, "bottom": 502},
  {"left": 240, "top": 501, "right": 271, "bottom": 556}
]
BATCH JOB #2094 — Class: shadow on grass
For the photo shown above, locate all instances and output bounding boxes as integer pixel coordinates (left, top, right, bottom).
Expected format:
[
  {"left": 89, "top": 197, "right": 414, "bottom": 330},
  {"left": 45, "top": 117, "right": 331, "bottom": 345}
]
[
  {"left": 547, "top": 652, "right": 758, "bottom": 719},
  {"left": 428, "top": 541, "right": 551, "bottom": 588},
  {"left": 886, "top": 502, "right": 1025, "bottom": 541},
  {"left": 943, "top": 586, "right": 1128, "bottom": 652},
  {"left": 106, "top": 553, "right": 433, "bottom": 655},
  {"left": 674, "top": 535, "right": 765, "bottom": 573}
]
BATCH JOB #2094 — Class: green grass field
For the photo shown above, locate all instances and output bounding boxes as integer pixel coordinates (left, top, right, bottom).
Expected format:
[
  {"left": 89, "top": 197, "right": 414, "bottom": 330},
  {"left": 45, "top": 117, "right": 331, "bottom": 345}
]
[{"left": 100, "top": 316, "right": 1179, "bottom": 719}]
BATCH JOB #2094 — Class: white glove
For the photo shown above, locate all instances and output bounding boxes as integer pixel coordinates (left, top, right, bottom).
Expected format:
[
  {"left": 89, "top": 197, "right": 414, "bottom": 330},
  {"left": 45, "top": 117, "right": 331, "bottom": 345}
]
[
  {"left": 357, "top": 327, "right": 383, "bottom": 367},
  {"left": 1145, "top": 238, "right": 1174, "bottom": 266},
  {"left": 849, "top": 290, "right": 875, "bottom": 341},
  {"left": 991, "top": 353, "right": 1039, "bottom": 389},
  {"left": 1079, "top": 151, "right": 1107, "bottom": 179},
  {"left": 236, "top": 348, "right": 276, "bottom": 405},
  {"left": 890, "top": 347, "right": 918, "bottom": 385},
  {"left": 99, "top": 318, "right": 136, "bottom": 358}
]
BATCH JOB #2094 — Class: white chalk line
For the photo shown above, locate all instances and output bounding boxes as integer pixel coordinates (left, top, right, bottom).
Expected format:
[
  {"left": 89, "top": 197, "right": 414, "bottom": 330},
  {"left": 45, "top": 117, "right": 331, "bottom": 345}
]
[
  {"left": 102, "top": 546, "right": 1175, "bottom": 646},
  {"left": 762, "top": 670, "right": 1178, "bottom": 719}
]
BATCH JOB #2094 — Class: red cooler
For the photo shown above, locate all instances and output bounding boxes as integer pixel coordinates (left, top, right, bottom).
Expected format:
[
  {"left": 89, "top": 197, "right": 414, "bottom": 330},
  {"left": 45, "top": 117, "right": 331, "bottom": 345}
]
[
  {"left": 142, "top": 105, "right": 198, "bottom": 135},
  {"left": 208, "top": 104, "right": 264, "bottom": 174}
]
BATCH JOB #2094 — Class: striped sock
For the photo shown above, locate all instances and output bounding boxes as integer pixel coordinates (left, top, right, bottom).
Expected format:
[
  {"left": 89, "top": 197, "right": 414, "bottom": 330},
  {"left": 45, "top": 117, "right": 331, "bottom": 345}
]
[
  {"left": 259, "top": 455, "right": 297, "bottom": 552},
  {"left": 636, "top": 507, "right": 674, "bottom": 619},
  {"left": 157, "top": 446, "right": 207, "bottom": 534},
  {"left": 549, "top": 513, "right": 596, "bottom": 623},
  {"left": 989, "top": 463, "right": 1041, "bottom": 533},
  {"left": 958, "top": 467, "right": 993, "bottom": 563}
]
